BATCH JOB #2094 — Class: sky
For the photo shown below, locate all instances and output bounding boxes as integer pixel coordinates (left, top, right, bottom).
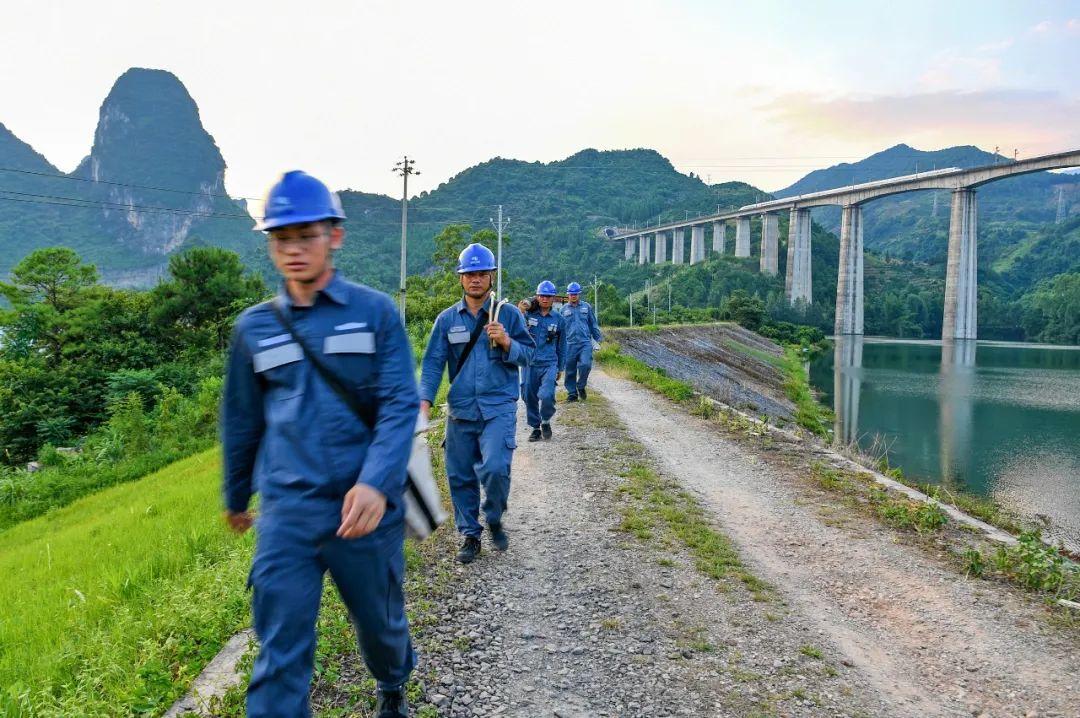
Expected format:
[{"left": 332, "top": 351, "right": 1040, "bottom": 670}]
[{"left": 1, "top": 0, "right": 1078, "bottom": 207}]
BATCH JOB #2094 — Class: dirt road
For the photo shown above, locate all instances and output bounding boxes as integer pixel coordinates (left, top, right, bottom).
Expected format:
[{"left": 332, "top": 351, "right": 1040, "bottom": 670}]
[
  {"left": 411, "top": 396, "right": 893, "bottom": 717},
  {"left": 591, "top": 369, "right": 1080, "bottom": 718}
]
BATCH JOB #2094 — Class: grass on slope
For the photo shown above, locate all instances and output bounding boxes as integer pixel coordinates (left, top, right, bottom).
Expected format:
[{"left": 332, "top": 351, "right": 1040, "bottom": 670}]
[
  {"left": 0, "top": 440, "right": 215, "bottom": 533},
  {"left": 596, "top": 341, "right": 832, "bottom": 437},
  {"left": 0, "top": 447, "right": 253, "bottom": 718}
]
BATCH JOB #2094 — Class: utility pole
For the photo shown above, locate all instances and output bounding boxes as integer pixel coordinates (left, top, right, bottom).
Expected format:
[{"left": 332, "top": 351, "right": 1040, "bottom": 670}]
[
  {"left": 490, "top": 205, "right": 509, "bottom": 299},
  {"left": 393, "top": 156, "right": 419, "bottom": 320},
  {"left": 668, "top": 284, "right": 672, "bottom": 313},
  {"left": 593, "top": 274, "right": 600, "bottom": 320},
  {"left": 629, "top": 292, "right": 633, "bottom": 326}
]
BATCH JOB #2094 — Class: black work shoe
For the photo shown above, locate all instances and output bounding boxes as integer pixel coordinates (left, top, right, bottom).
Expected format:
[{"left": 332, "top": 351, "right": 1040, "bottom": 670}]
[
  {"left": 579, "top": 387, "right": 587, "bottom": 400},
  {"left": 566, "top": 394, "right": 578, "bottom": 402},
  {"left": 457, "top": 536, "right": 481, "bottom": 564},
  {"left": 528, "top": 428, "right": 542, "bottom": 442},
  {"left": 489, "top": 522, "right": 509, "bottom": 551},
  {"left": 541, "top": 423, "right": 552, "bottom": 439},
  {"left": 376, "top": 688, "right": 409, "bottom": 717}
]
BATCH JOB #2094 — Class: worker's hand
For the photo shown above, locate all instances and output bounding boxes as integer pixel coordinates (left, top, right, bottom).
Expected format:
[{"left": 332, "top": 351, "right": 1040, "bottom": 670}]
[
  {"left": 486, "top": 321, "right": 511, "bottom": 351},
  {"left": 224, "top": 510, "right": 254, "bottom": 534},
  {"left": 517, "top": 299, "right": 531, "bottom": 313},
  {"left": 338, "top": 484, "right": 386, "bottom": 539},
  {"left": 420, "top": 400, "right": 432, "bottom": 420}
]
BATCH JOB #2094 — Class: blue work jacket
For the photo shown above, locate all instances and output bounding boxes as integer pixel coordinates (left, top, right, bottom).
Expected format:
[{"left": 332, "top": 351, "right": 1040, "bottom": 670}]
[
  {"left": 419, "top": 297, "right": 534, "bottom": 421},
  {"left": 561, "top": 300, "right": 603, "bottom": 345},
  {"left": 221, "top": 272, "right": 419, "bottom": 529},
  {"left": 525, "top": 309, "right": 567, "bottom": 369}
]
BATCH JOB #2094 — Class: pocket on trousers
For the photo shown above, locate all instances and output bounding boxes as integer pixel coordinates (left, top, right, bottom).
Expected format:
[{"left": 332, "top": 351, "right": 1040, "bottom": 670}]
[{"left": 504, "top": 435, "right": 517, "bottom": 450}]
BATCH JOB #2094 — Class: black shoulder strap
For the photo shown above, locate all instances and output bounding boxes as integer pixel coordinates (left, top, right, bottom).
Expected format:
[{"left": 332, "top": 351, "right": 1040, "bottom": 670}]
[
  {"left": 448, "top": 308, "right": 488, "bottom": 384},
  {"left": 271, "top": 298, "right": 377, "bottom": 430},
  {"left": 270, "top": 298, "right": 442, "bottom": 531}
]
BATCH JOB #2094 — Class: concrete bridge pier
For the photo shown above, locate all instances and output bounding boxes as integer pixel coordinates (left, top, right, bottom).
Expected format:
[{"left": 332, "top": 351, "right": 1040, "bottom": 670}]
[
  {"left": 785, "top": 208, "right": 812, "bottom": 306},
  {"left": 759, "top": 213, "right": 779, "bottom": 275},
  {"left": 690, "top": 225, "right": 705, "bottom": 264},
  {"left": 672, "top": 228, "right": 685, "bottom": 265},
  {"left": 712, "top": 221, "right": 726, "bottom": 254},
  {"left": 638, "top": 235, "right": 649, "bottom": 265},
  {"left": 654, "top": 231, "right": 668, "bottom": 264},
  {"left": 625, "top": 238, "right": 636, "bottom": 261},
  {"left": 942, "top": 189, "right": 978, "bottom": 340},
  {"left": 834, "top": 204, "right": 864, "bottom": 335},
  {"left": 735, "top": 217, "right": 751, "bottom": 257}
]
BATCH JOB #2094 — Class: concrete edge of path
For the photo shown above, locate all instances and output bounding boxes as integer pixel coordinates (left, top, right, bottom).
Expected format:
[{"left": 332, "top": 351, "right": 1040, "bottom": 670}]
[
  {"left": 163, "top": 629, "right": 253, "bottom": 717},
  {"left": 601, "top": 367, "right": 1021, "bottom": 548}
]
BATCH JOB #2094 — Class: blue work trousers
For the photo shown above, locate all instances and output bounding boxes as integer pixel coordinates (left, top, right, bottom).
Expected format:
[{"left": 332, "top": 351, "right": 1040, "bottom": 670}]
[
  {"left": 247, "top": 509, "right": 414, "bottom": 718},
  {"left": 445, "top": 411, "right": 516, "bottom": 536},
  {"left": 524, "top": 363, "right": 558, "bottom": 428},
  {"left": 564, "top": 342, "right": 594, "bottom": 397}
]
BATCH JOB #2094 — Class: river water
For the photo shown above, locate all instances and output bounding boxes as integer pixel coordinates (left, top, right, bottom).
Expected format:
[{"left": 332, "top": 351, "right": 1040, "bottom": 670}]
[{"left": 808, "top": 337, "right": 1080, "bottom": 551}]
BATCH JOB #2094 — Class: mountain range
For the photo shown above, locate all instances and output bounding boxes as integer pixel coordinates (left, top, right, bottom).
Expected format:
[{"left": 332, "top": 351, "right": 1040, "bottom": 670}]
[
  {"left": 1, "top": 68, "right": 1077, "bottom": 304},
  {"left": 0, "top": 68, "right": 256, "bottom": 285}
]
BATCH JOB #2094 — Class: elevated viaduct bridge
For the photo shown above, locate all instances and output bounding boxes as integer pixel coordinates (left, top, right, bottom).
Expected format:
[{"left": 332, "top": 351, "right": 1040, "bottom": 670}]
[{"left": 610, "top": 149, "right": 1080, "bottom": 339}]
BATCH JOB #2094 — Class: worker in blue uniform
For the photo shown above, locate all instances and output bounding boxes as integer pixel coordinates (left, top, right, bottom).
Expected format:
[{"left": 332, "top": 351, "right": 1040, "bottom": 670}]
[
  {"left": 561, "top": 281, "right": 603, "bottom": 401},
  {"left": 222, "top": 170, "right": 417, "bottom": 718},
  {"left": 419, "top": 243, "right": 534, "bottom": 564},
  {"left": 523, "top": 280, "right": 566, "bottom": 441}
]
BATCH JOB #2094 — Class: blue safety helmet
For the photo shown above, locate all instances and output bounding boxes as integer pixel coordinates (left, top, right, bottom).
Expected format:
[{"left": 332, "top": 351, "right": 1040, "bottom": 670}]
[
  {"left": 567, "top": 281, "right": 583, "bottom": 294},
  {"left": 536, "top": 280, "right": 557, "bottom": 296},
  {"left": 456, "top": 243, "right": 497, "bottom": 273},
  {"left": 255, "top": 170, "right": 346, "bottom": 232}
]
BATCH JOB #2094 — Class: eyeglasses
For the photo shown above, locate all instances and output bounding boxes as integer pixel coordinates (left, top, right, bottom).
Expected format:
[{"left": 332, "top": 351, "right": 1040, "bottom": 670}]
[{"left": 268, "top": 233, "right": 325, "bottom": 249}]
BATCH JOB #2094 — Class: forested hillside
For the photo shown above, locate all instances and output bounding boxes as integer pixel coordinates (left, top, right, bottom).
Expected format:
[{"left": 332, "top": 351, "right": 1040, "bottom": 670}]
[{"left": 2, "top": 69, "right": 1077, "bottom": 342}]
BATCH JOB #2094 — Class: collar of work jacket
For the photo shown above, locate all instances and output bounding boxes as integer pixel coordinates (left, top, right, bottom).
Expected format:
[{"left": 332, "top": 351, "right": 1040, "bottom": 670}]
[{"left": 277, "top": 270, "right": 350, "bottom": 308}]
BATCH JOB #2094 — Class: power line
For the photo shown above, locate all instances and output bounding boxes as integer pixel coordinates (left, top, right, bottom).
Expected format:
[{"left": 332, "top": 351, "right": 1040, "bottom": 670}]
[
  {"left": 0, "top": 194, "right": 252, "bottom": 220},
  {"left": 0, "top": 188, "right": 252, "bottom": 218},
  {"left": 0, "top": 165, "right": 264, "bottom": 202},
  {"left": 0, "top": 192, "right": 488, "bottom": 228}
]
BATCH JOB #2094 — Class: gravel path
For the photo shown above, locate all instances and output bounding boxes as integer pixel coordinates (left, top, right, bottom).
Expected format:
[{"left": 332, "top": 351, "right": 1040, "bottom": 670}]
[
  {"left": 414, "top": 396, "right": 892, "bottom": 717},
  {"left": 592, "top": 369, "right": 1080, "bottom": 718}
]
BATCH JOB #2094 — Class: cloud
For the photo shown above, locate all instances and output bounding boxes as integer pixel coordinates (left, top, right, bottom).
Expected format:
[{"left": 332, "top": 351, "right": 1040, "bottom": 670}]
[
  {"left": 919, "top": 50, "right": 1003, "bottom": 91},
  {"left": 1028, "top": 18, "right": 1080, "bottom": 36},
  {"left": 1029, "top": 20, "right": 1054, "bottom": 34},
  {"left": 759, "top": 89, "right": 1080, "bottom": 155}
]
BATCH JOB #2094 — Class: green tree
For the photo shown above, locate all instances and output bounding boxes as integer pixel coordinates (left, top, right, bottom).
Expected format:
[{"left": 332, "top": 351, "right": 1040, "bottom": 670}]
[
  {"left": 724, "top": 290, "right": 766, "bottom": 330},
  {"left": 151, "top": 247, "right": 267, "bottom": 351},
  {"left": 3, "top": 248, "right": 98, "bottom": 311},
  {"left": 1021, "top": 273, "right": 1080, "bottom": 344}
]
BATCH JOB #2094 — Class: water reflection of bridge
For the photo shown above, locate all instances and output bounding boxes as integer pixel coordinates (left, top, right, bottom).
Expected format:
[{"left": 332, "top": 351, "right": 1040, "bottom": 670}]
[{"left": 832, "top": 337, "right": 977, "bottom": 483}]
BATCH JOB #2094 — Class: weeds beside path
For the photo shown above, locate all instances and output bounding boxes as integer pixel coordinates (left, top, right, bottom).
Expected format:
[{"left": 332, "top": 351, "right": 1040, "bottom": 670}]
[{"left": 592, "top": 368, "right": 1080, "bottom": 718}]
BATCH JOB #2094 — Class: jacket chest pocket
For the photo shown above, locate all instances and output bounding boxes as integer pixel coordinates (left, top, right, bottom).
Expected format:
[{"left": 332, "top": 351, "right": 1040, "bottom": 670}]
[
  {"left": 324, "top": 331, "right": 377, "bottom": 389},
  {"left": 254, "top": 343, "right": 305, "bottom": 422},
  {"left": 448, "top": 326, "right": 470, "bottom": 345},
  {"left": 254, "top": 343, "right": 303, "bottom": 390}
]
